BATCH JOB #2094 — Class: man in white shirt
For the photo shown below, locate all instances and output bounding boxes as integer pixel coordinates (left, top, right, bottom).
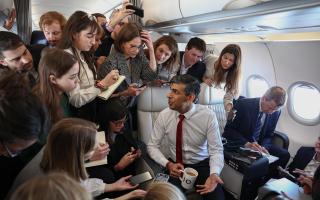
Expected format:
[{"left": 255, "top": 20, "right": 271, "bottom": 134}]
[{"left": 147, "top": 74, "right": 225, "bottom": 199}]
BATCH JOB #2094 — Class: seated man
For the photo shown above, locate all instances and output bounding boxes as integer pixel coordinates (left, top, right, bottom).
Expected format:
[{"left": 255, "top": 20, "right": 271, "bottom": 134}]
[
  {"left": 288, "top": 137, "right": 320, "bottom": 177},
  {"left": 0, "top": 71, "right": 48, "bottom": 199},
  {"left": 178, "top": 37, "right": 206, "bottom": 82},
  {"left": 147, "top": 74, "right": 225, "bottom": 200},
  {"left": 0, "top": 31, "right": 43, "bottom": 84},
  {"left": 223, "top": 86, "right": 290, "bottom": 177}
]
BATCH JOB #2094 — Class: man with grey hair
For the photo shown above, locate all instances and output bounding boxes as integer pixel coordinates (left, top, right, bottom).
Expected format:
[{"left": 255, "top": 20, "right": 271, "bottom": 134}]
[{"left": 223, "top": 86, "right": 290, "bottom": 177}]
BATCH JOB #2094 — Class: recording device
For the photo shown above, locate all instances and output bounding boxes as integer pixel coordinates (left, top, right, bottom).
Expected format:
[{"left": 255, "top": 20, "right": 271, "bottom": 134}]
[
  {"left": 153, "top": 173, "right": 170, "bottom": 183},
  {"left": 126, "top": 5, "right": 144, "bottom": 18},
  {"left": 129, "top": 172, "right": 152, "bottom": 185}
]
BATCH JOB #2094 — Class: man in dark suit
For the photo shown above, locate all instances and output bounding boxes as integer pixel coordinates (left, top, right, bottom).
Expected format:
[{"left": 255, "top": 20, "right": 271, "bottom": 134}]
[
  {"left": 179, "top": 37, "right": 206, "bottom": 82},
  {"left": 287, "top": 137, "right": 320, "bottom": 177},
  {"left": 223, "top": 86, "right": 290, "bottom": 176}
]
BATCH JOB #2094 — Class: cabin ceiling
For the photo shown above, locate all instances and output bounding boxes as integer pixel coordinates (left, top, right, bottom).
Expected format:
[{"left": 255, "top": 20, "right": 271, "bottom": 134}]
[
  {"left": 31, "top": 0, "right": 122, "bottom": 29},
  {"left": 144, "top": 0, "right": 320, "bottom": 35}
]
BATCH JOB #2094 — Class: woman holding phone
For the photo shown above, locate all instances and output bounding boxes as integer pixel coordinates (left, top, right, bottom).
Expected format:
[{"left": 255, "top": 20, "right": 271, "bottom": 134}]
[
  {"left": 97, "top": 98, "right": 142, "bottom": 179},
  {"left": 97, "top": 22, "right": 157, "bottom": 105}
]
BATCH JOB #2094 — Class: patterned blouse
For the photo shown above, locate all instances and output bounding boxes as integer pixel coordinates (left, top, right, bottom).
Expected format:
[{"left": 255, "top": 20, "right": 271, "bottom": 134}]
[{"left": 98, "top": 48, "right": 157, "bottom": 85}]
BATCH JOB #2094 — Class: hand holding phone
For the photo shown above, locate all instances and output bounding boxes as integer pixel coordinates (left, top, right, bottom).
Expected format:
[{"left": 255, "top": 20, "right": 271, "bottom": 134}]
[{"left": 126, "top": 5, "right": 144, "bottom": 18}]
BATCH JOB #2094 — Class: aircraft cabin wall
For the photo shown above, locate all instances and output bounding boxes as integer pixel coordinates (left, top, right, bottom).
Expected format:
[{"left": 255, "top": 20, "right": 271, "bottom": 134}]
[{"left": 202, "top": 41, "right": 320, "bottom": 157}]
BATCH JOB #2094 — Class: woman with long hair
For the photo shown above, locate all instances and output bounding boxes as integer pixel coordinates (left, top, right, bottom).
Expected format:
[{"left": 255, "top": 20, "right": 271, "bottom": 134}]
[
  {"left": 203, "top": 44, "right": 242, "bottom": 111},
  {"left": 149, "top": 35, "right": 180, "bottom": 82},
  {"left": 58, "top": 10, "right": 119, "bottom": 122},
  {"left": 34, "top": 48, "right": 79, "bottom": 124},
  {"left": 10, "top": 118, "right": 146, "bottom": 199}
]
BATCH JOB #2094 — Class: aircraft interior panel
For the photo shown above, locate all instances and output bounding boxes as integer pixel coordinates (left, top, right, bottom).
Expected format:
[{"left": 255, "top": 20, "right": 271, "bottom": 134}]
[{"left": 266, "top": 41, "right": 320, "bottom": 155}]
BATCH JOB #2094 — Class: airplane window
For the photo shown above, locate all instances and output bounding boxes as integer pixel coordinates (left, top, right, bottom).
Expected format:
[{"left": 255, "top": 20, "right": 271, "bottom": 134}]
[
  {"left": 288, "top": 82, "right": 320, "bottom": 126},
  {"left": 246, "top": 75, "right": 270, "bottom": 98}
]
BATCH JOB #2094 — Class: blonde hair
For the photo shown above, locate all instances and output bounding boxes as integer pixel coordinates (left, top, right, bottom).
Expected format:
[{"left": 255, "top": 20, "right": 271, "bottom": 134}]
[
  {"left": 144, "top": 182, "right": 186, "bottom": 200},
  {"left": 10, "top": 172, "right": 92, "bottom": 200},
  {"left": 40, "top": 118, "right": 97, "bottom": 181}
]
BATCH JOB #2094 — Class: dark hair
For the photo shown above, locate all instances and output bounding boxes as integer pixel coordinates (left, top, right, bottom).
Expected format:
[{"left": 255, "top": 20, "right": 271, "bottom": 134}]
[
  {"left": 97, "top": 98, "right": 127, "bottom": 144},
  {"left": 39, "top": 11, "right": 67, "bottom": 31},
  {"left": 170, "top": 74, "right": 200, "bottom": 99},
  {"left": 263, "top": 86, "right": 287, "bottom": 107},
  {"left": 0, "top": 71, "right": 47, "bottom": 143},
  {"left": 312, "top": 165, "right": 320, "bottom": 200},
  {"left": 213, "top": 44, "right": 242, "bottom": 95},
  {"left": 0, "top": 31, "right": 24, "bottom": 59},
  {"left": 153, "top": 35, "right": 179, "bottom": 69},
  {"left": 114, "top": 22, "right": 142, "bottom": 53},
  {"left": 92, "top": 13, "right": 106, "bottom": 19},
  {"left": 186, "top": 37, "right": 206, "bottom": 53},
  {"left": 58, "top": 11, "right": 100, "bottom": 79},
  {"left": 34, "top": 48, "right": 78, "bottom": 124}
]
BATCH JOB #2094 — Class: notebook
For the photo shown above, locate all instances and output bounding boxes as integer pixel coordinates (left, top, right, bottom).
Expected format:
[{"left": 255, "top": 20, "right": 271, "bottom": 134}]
[
  {"left": 98, "top": 75, "right": 126, "bottom": 100},
  {"left": 85, "top": 131, "right": 108, "bottom": 167}
]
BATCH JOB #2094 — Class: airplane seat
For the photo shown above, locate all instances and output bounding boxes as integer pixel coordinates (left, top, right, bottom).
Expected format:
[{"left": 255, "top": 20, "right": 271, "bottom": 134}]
[
  {"left": 30, "top": 30, "right": 47, "bottom": 45},
  {"left": 272, "top": 131, "right": 289, "bottom": 150},
  {"left": 198, "top": 83, "right": 227, "bottom": 134}
]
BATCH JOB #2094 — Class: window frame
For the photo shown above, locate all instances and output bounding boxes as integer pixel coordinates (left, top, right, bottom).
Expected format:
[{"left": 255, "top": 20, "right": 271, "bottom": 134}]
[
  {"left": 246, "top": 74, "right": 270, "bottom": 98},
  {"left": 287, "top": 81, "right": 320, "bottom": 126}
]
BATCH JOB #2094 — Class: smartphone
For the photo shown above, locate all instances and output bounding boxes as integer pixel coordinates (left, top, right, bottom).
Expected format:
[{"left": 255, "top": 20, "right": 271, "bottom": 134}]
[
  {"left": 126, "top": 5, "right": 144, "bottom": 18},
  {"left": 129, "top": 172, "right": 152, "bottom": 185},
  {"left": 139, "top": 84, "right": 146, "bottom": 88},
  {"left": 153, "top": 173, "right": 170, "bottom": 183}
]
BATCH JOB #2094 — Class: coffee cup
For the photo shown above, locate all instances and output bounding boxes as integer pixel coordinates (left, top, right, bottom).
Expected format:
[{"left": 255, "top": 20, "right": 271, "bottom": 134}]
[{"left": 179, "top": 167, "right": 198, "bottom": 190}]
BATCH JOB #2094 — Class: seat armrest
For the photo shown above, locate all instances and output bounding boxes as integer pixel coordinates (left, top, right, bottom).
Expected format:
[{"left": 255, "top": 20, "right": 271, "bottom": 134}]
[{"left": 272, "top": 131, "right": 289, "bottom": 150}]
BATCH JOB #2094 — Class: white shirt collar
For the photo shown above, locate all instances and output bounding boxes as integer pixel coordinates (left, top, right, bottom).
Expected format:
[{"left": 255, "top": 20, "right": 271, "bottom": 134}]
[{"left": 174, "top": 103, "right": 195, "bottom": 120}]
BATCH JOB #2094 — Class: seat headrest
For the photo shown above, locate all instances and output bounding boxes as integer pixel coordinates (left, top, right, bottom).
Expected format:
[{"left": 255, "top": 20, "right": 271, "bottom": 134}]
[
  {"left": 198, "top": 83, "right": 225, "bottom": 105},
  {"left": 137, "top": 86, "right": 170, "bottom": 112}
]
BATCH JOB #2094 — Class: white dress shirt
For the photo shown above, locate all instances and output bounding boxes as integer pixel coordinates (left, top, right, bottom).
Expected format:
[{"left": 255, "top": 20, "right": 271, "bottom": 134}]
[
  {"left": 147, "top": 104, "right": 224, "bottom": 175},
  {"left": 304, "top": 153, "right": 320, "bottom": 177},
  {"left": 65, "top": 48, "right": 101, "bottom": 108},
  {"left": 179, "top": 54, "right": 191, "bottom": 75}
]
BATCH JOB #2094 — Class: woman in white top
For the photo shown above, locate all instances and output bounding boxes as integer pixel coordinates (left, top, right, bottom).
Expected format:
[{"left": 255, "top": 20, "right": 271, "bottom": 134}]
[
  {"left": 58, "top": 11, "right": 119, "bottom": 121},
  {"left": 202, "top": 44, "right": 242, "bottom": 112},
  {"left": 9, "top": 118, "right": 146, "bottom": 199}
]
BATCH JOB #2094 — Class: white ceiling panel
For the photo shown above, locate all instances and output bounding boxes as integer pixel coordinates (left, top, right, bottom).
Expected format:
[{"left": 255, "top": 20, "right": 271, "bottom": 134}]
[{"left": 31, "top": 0, "right": 121, "bottom": 29}]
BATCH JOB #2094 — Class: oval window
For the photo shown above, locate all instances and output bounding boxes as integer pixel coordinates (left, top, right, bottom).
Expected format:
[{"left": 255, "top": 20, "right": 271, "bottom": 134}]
[{"left": 288, "top": 82, "right": 320, "bottom": 125}]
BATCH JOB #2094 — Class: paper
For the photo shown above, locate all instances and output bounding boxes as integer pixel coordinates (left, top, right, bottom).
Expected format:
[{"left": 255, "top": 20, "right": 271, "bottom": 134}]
[
  {"left": 98, "top": 75, "right": 126, "bottom": 100},
  {"left": 262, "top": 153, "right": 279, "bottom": 164},
  {"left": 85, "top": 131, "right": 108, "bottom": 167}
]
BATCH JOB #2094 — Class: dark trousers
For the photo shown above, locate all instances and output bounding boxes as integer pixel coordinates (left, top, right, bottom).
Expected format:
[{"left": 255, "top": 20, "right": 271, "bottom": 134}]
[
  {"left": 168, "top": 158, "right": 225, "bottom": 200},
  {"left": 264, "top": 144, "right": 290, "bottom": 178}
]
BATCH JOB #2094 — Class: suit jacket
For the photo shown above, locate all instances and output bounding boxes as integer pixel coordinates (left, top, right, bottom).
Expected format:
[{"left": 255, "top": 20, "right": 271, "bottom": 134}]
[
  {"left": 288, "top": 147, "right": 315, "bottom": 175},
  {"left": 223, "top": 98, "right": 281, "bottom": 147},
  {"left": 179, "top": 52, "right": 206, "bottom": 82}
]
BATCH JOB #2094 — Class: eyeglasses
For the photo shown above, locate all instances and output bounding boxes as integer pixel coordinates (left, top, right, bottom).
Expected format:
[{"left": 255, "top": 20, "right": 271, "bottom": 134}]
[
  {"left": 1, "top": 140, "right": 20, "bottom": 157},
  {"left": 111, "top": 116, "right": 127, "bottom": 126}
]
